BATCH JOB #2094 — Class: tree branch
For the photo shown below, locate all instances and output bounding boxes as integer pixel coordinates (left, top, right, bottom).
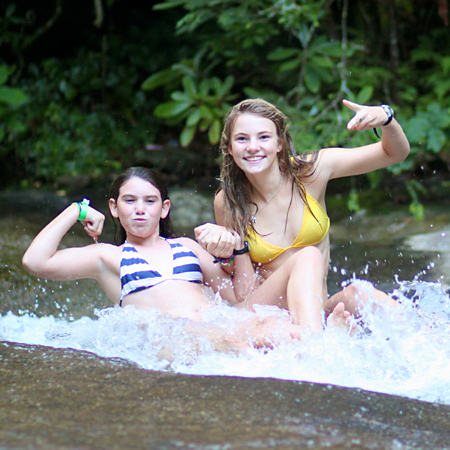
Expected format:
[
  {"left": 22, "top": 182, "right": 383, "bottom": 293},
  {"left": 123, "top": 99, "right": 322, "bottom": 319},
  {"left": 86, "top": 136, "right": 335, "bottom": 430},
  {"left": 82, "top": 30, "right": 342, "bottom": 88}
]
[{"left": 20, "top": 0, "right": 63, "bottom": 51}]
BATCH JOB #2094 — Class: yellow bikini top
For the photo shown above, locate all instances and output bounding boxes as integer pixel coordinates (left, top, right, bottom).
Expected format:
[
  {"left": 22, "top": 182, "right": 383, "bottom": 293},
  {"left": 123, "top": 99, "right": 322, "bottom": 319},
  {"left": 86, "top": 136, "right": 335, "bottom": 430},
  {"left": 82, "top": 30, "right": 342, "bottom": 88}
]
[{"left": 246, "top": 188, "right": 330, "bottom": 264}]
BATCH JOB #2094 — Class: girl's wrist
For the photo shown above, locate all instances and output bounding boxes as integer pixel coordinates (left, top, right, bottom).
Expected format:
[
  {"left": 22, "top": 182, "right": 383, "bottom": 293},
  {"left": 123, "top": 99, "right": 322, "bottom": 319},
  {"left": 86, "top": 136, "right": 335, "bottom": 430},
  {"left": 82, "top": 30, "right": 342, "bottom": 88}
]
[
  {"left": 72, "top": 198, "right": 90, "bottom": 221},
  {"left": 233, "top": 241, "right": 250, "bottom": 256}
]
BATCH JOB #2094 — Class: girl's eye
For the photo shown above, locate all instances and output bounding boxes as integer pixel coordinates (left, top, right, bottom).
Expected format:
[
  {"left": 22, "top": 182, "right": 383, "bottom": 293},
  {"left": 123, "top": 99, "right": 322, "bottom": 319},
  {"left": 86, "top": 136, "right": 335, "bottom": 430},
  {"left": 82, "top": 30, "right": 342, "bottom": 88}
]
[{"left": 236, "top": 136, "right": 247, "bottom": 142}]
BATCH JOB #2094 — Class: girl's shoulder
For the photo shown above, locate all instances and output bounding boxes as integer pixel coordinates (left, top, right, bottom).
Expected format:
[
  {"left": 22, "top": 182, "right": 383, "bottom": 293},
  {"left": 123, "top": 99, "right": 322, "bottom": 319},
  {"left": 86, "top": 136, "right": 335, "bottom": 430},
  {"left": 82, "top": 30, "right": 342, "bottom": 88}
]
[
  {"left": 169, "top": 236, "right": 197, "bottom": 249},
  {"left": 169, "top": 236, "right": 205, "bottom": 258},
  {"left": 97, "top": 242, "right": 122, "bottom": 252},
  {"left": 95, "top": 242, "right": 122, "bottom": 264},
  {"left": 214, "top": 189, "right": 225, "bottom": 206}
]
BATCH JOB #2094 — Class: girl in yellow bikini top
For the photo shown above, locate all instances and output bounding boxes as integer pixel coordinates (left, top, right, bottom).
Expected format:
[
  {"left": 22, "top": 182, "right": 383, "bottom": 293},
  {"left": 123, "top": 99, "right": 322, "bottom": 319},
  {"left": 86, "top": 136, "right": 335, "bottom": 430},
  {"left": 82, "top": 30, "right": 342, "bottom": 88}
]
[{"left": 246, "top": 189, "right": 330, "bottom": 264}]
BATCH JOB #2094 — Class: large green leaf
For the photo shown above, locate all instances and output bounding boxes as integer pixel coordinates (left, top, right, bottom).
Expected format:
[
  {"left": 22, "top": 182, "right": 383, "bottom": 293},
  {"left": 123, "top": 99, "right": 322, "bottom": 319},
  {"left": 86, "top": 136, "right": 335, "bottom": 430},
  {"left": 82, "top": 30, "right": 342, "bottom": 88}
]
[
  {"left": 0, "top": 86, "right": 29, "bottom": 107},
  {"left": 171, "top": 90, "right": 193, "bottom": 103},
  {"left": 180, "top": 125, "right": 196, "bottom": 147},
  {"left": 404, "top": 116, "right": 429, "bottom": 143},
  {"left": 356, "top": 86, "right": 374, "bottom": 105},
  {"left": 267, "top": 47, "right": 299, "bottom": 61},
  {"left": 186, "top": 108, "right": 202, "bottom": 127},
  {"left": 303, "top": 66, "right": 320, "bottom": 93},
  {"left": 279, "top": 57, "right": 301, "bottom": 73},
  {"left": 0, "top": 66, "right": 9, "bottom": 86},
  {"left": 181, "top": 76, "right": 197, "bottom": 96},
  {"left": 221, "top": 75, "right": 234, "bottom": 95},
  {"left": 141, "top": 69, "right": 181, "bottom": 90},
  {"left": 154, "top": 101, "right": 191, "bottom": 118},
  {"left": 199, "top": 104, "right": 214, "bottom": 122},
  {"left": 153, "top": 0, "right": 185, "bottom": 11},
  {"left": 208, "top": 118, "right": 222, "bottom": 144},
  {"left": 427, "top": 128, "right": 446, "bottom": 153},
  {"left": 310, "top": 55, "right": 333, "bottom": 69}
]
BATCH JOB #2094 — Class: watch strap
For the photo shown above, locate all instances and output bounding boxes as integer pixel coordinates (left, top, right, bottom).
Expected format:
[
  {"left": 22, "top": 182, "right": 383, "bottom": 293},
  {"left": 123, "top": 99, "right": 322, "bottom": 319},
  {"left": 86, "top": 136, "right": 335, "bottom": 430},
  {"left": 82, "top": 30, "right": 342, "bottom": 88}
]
[
  {"left": 380, "top": 104, "right": 394, "bottom": 126},
  {"left": 233, "top": 241, "right": 250, "bottom": 256}
]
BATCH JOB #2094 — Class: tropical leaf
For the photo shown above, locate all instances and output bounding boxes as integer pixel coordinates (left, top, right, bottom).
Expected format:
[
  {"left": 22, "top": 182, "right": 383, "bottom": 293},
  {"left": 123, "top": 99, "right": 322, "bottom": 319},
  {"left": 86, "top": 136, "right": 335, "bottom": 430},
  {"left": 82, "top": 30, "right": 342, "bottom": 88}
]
[
  {"left": 141, "top": 69, "right": 181, "bottom": 90},
  {"left": 267, "top": 47, "right": 299, "bottom": 61},
  {"left": 180, "top": 125, "right": 196, "bottom": 147},
  {"left": 0, "top": 86, "right": 29, "bottom": 107},
  {"left": 154, "top": 101, "right": 191, "bottom": 118},
  {"left": 208, "top": 118, "right": 222, "bottom": 144}
]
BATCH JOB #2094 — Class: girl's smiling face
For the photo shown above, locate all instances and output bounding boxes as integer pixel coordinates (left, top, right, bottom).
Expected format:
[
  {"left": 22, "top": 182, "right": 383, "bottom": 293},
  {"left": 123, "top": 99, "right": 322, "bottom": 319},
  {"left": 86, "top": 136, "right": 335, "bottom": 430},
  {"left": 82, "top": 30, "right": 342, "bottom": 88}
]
[
  {"left": 109, "top": 177, "right": 170, "bottom": 240},
  {"left": 229, "top": 112, "right": 281, "bottom": 176}
]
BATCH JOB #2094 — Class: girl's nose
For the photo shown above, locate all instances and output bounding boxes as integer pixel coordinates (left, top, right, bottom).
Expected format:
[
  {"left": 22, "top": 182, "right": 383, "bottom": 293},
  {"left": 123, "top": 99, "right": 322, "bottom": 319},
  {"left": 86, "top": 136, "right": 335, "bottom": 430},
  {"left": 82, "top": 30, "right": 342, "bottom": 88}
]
[
  {"left": 246, "top": 139, "right": 260, "bottom": 152},
  {"left": 135, "top": 200, "right": 146, "bottom": 214}
]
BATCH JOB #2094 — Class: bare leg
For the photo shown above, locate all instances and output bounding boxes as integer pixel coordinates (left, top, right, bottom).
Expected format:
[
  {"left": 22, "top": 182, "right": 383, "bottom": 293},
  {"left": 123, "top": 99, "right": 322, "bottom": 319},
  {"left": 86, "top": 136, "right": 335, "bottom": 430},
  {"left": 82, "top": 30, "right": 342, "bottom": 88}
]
[
  {"left": 324, "top": 282, "right": 397, "bottom": 318},
  {"left": 243, "top": 247, "right": 326, "bottom": 332},
  {"left": 235, "top": 316, "right": 303, "bottom": 348},
  {"left": 185, "top": 321, "right": 250, "bottom": 354}
]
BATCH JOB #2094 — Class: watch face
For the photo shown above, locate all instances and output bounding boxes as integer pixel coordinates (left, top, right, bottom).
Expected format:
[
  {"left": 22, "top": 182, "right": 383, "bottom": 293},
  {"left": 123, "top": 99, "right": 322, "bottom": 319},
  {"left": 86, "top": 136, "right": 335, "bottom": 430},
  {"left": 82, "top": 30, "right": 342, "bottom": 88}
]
[
  {"left": 382, "top": 105, "right": 393, "bottom": 118},
  {"left": 381, "top": 105, "right": 394, "bottom": 126}
]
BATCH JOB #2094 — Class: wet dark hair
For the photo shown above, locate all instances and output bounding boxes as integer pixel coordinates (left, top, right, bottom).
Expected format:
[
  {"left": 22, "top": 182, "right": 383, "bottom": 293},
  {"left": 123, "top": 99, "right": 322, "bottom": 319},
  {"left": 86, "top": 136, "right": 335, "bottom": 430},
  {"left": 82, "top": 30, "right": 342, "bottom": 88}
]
[{"left": 109, "top": 166, "right": 175, "bottom": 245}]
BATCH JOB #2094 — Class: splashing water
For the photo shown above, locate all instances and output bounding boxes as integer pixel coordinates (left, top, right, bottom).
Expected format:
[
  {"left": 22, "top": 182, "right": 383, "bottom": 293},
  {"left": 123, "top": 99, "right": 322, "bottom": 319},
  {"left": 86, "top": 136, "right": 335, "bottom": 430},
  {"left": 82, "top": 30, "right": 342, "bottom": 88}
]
[{"left": 1, "top": 279, "right": 450, "bottom": 405}]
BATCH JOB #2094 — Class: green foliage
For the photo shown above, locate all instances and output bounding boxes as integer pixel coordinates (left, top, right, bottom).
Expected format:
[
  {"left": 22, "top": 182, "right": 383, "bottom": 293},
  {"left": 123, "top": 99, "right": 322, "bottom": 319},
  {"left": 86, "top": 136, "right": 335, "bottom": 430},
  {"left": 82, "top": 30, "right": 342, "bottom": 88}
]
[
  {"left": 347, "top": 188, "right": 361, "bottom": 213},
  {"left": 0, "top": 65, "right": 29, "bottom": 144},
  {"left": 406, "top": 180, "right": 427, "bottom": 221},
  {"left": 149, "top": 0, "right": 450, "bottom": 217},
  {"left": 268, "top": 37, "right": 354, "bottom": 95},
  {"left": 5, "top": 52, "right": 157, "bottom": 185},
  {"left": 404, "top": 103, "right": 450, "bottom": 153},
  {"left": 2, "top": 0, "right": 450, "bottom": 219},
  {"left": 142, "top": 53, "right": 237, "bottom": 147}
]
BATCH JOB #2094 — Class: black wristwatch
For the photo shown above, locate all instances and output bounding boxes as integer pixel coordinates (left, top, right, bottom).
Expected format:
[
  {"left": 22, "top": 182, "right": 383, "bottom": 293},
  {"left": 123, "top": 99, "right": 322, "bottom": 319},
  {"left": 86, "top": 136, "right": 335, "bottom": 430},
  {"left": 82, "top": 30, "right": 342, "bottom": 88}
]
[
  {"left": 380, "top": 104, "right": 394, "bottom": 126},
  {"left": 374, "top": 104, "right": 395, "bottom": 139},
  {"left": 233, "top": 241, "right": 250, "bottom": 256}
]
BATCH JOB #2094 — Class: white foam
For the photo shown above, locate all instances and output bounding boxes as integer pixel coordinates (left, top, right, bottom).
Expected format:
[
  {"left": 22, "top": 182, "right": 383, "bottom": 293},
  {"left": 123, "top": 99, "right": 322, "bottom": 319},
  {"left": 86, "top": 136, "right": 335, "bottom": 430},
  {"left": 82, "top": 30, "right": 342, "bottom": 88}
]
[{"left": 1, "top": 279, "right": 450, "bottom": 405}]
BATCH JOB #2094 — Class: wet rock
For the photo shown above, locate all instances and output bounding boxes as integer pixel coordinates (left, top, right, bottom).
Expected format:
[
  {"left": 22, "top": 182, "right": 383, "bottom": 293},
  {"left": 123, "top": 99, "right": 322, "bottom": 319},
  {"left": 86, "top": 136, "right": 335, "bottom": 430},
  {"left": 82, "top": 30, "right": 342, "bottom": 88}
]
[
  {"left": 1, "top": 341, "right": 450, "bottom": 449},
  {"left": 169, "top": 188, "right": 214, "bottom": 230}
]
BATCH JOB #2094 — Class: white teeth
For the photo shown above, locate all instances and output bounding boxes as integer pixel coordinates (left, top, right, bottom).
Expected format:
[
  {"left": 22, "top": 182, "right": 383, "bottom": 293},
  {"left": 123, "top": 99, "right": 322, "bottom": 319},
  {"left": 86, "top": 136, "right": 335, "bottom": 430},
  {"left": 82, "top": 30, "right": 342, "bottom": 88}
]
[{"left": 246, "top": 156, "right": 264, "bottom": 161}]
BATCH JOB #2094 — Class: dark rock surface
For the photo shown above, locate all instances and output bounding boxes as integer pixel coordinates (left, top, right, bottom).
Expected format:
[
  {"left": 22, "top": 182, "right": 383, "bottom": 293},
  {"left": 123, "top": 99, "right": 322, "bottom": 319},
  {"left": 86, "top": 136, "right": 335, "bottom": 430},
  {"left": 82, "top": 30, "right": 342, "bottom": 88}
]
[{"left": 1, "top": 341, "right": 450, "bottom": 449}]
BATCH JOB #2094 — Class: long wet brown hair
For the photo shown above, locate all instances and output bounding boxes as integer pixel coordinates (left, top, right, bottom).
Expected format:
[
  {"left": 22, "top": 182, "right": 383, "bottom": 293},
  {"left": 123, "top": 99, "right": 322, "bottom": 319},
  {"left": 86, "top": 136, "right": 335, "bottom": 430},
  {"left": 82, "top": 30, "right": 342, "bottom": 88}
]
[
  {"left": 218, "top": 98, "right": 318, "bottom": 238},
  {"left": 109, "top": 167, "right": 175, "bottom": 245}
]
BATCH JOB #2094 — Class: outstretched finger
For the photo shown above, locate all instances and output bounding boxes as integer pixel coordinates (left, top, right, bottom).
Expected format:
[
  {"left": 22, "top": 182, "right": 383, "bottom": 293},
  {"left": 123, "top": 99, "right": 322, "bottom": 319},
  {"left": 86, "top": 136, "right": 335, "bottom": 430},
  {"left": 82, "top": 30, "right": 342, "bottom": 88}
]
[{"left": 342, "top": 98, "right": 362, "bottom": 112}]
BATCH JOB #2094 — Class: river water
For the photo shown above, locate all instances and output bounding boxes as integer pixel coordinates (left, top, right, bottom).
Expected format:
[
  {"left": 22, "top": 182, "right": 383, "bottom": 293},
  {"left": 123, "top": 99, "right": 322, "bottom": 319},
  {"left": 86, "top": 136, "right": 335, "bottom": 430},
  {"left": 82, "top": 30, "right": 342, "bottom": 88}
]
[{"left": 1, "top": 188, "right": 450, "bottom": 409}]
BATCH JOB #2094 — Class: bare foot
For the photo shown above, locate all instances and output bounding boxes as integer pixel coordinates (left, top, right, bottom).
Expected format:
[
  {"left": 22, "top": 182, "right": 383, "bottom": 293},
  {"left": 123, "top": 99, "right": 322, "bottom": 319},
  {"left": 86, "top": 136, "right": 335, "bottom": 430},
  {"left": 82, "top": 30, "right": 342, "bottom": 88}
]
[
  {"left": 289, "top": 325, "right": 303, "bottom": 341},
  {"left": 326, "top": 302, "right": 357, "bottom": 334}
]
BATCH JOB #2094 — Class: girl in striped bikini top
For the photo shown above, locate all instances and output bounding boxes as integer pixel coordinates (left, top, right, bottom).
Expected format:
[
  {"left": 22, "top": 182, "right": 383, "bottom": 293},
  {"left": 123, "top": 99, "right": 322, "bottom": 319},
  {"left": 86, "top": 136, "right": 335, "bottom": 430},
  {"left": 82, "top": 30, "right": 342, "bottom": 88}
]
[{"left": 119, "top": 238, "right": 203, "bottom": 306}]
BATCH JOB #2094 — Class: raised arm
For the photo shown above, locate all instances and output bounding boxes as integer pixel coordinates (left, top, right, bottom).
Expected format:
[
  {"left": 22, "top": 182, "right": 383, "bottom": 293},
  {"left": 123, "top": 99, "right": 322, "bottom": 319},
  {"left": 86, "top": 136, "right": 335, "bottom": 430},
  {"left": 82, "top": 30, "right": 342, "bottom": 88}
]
[
  {"left": 22, "top": 202, "right": 106, "bottom": 281},
  {"left": 317, "top": 99, "right": 410, "bottom": 181}
]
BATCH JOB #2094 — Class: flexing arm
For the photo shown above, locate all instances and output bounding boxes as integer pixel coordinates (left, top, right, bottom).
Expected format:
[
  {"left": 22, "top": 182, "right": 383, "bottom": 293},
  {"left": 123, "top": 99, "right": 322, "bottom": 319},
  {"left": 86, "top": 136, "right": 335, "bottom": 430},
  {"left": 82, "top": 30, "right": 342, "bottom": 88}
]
[
  {"left": 318, "top": 99, "right": 410, "bottom": 181},
  {"left": 22, "top": 203, "right": 105, "bottom": 281}
]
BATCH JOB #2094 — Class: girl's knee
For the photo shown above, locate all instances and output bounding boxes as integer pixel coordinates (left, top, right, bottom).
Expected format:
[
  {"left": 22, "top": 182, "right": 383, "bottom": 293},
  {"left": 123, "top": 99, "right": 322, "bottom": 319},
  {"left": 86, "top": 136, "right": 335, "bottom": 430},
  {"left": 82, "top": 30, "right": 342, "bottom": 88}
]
[
  {"left": 341, "top": 282, "right": 359, "bottom": 299},
  {"left": 290, "top": 246, "right": 322, "bottom": 266}
]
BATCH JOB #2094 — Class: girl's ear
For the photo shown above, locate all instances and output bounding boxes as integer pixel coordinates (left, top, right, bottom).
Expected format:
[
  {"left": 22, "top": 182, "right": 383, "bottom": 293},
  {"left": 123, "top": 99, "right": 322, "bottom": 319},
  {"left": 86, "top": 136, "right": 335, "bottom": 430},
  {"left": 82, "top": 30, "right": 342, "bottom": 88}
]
[
  {"left": 161, "top": 199, "right": 171, "bottom": 219},
  {"left": 109, "top": 198, "right": 119, "bottom": 218}
]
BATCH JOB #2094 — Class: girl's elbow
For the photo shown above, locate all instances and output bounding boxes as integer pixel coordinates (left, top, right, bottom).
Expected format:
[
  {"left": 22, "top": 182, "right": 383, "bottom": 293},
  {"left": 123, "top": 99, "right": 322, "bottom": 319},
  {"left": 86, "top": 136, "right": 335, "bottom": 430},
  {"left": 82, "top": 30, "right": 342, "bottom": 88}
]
[
  {"left": 22, "top": 254, "right": 40, "bottom": 276},
  {"left": 22, "top": 253, "right": 49, "bottom": 278},
  {"left": 391, "top": 143, "right": 410, "bottom": 164},
  {"left": 398, "top": 146, "right": 410, "bottom": 163}
]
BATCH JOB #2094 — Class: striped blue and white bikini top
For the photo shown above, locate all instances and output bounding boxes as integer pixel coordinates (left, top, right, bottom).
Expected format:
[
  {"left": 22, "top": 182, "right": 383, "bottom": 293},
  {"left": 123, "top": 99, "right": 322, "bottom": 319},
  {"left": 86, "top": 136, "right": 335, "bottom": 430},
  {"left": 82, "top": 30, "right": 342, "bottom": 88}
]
[{"left": 119, "top": 238, "right": 203, "bottom": 306}]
